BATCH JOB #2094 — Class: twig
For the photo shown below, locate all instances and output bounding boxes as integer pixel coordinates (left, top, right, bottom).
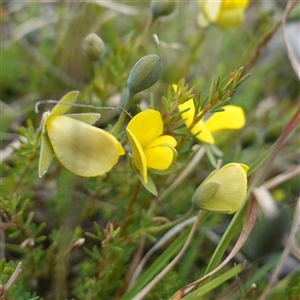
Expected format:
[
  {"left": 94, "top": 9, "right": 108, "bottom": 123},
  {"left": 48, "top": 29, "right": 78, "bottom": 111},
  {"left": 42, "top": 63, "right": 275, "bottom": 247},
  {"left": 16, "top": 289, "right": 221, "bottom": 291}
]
[
  {"left": 132, "top": 210, "right": 204, "bottom": 299},
  {"left": 282, "top": 0, "right": 300, "bottom": 80},
  {"left": 34, "top": 99, "right": 132, "bottom": 118},
  {"left": 0, "top": 262, "right": 22, "bottom": 299},
  {"left": 262, "top": 164, "right": 300, "bottom": 190},
  {"left": 128, "top": 215, "right": 197, "bottom": 288},
  {"left": 243, "top": 0, "right": 298, "bottom": 74}
]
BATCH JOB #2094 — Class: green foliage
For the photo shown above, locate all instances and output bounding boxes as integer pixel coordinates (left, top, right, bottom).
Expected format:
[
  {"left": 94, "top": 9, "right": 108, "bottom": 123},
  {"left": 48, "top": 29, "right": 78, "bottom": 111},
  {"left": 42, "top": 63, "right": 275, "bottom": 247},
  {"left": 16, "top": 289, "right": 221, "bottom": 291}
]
[{"left": 1, "top": 1, "right": 299, "bottom": 299}]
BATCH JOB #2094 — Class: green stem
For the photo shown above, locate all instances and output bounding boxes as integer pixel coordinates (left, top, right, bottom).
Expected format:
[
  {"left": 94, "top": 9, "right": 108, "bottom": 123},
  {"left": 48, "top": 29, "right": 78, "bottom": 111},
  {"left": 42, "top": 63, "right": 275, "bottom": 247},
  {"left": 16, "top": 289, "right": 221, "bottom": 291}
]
[
  {"left": 93, "top": 61, "right": 100, "bottom": 76},
  {"left": 133, "top": 17, "right": 153, "bottom": 50},
  {"left": 111, "top": 92, "right": 134, "bottom": 135}
]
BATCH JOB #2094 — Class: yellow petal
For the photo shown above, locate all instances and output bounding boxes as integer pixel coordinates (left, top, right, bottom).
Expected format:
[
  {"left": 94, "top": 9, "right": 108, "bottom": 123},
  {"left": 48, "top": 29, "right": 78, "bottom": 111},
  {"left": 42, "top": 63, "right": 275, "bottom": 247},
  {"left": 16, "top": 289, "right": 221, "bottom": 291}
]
[
  {"left": 126, "top": 128, "right": 148, "bottom": 183},
  {"left": 127, "top": 109, "right": 163, "bottom": 149},
  {"left": 66, "top": 113, "right": 100, "bottom": 125},
  {"left": 207, "top": 163, "right": 248, "bottom": 213},
  {"left": 216, "top": 8, "right": 244, "bottom": 29},
  {"left": 178, "top": 99, "right": 195, "bottom": 128},
  {"left": 192, "top": 120, "right": 215, "bottom": 144},
  {"left": 50, "top": 91, "right": 80, "bottom": 117},
  {"left": 147, "top": 135, "right": 177, "bottom": 148},
  {"left": 202, "top": 0, "right": 222, "bottom": 22},
  {"left": 205, "top": 105, "right": 245, "bottom": 133},
  {"left": 178, "top": 99, "right": 215, "bottom": 143},
  {"left": 222, "top": 0, "right": 248, "bottom": 9},
  {"left": 46, "top": 115, "right": 124, "bottom": 177},
  {"left": 192, "top": 163, "right": 248, "bottom": 214},
  {"left": 144, "top": 135, "right": 177, "bottom": 170},
  {"left": 145, "top": 145, "right": 175, "bottom": 170},
  {"left": 197, "top": 12, "right": 210, "bottom": 28},
  {"left": 39, "top": 133, "right": 54, "bottom": 177}
]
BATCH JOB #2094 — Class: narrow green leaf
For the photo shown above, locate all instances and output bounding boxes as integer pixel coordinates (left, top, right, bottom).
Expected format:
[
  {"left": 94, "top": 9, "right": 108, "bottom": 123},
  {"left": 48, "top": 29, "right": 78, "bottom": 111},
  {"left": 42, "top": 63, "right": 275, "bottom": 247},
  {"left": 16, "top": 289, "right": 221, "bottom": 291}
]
[
  {"left": 184, "top": 263, "right": 244, "bottom": 299},
  {"left": 121, "top": 230, "right": 188, "bottom": 300}
]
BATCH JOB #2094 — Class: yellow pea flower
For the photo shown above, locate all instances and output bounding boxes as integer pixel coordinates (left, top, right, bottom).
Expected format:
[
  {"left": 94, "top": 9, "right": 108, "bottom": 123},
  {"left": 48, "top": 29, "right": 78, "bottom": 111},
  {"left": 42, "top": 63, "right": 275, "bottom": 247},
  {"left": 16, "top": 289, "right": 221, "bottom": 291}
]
[
  {"left": 192, "top": 163, "right": 249, "bottom": 214},
  {"left": 126, "top": 109, "right": 177, "bottom": 184},
  {"left": 38, "top": 91, "right": 125, "bottom": 177},
  {"left": 197, "top": 0, "right": 249, "bottom": 29},
  {"left": 178, "top": 99, "right": 245, "bottom": 144}
]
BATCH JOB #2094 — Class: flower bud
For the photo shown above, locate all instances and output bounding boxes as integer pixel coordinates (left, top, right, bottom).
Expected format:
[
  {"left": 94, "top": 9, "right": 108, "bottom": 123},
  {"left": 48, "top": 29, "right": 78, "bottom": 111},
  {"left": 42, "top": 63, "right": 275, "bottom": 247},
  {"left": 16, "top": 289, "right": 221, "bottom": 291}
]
[
  {"left": 150, "top": 0, "right": 176, "bottom": 20},
  {"left": 127, "top": 54, "right": 163, "bottom": 96},
  {"left": 192, "top": 163, "right": 249, "bottom": 214},
  {"left": 82, "top": 33, "right": 106, "bottom": 62}
]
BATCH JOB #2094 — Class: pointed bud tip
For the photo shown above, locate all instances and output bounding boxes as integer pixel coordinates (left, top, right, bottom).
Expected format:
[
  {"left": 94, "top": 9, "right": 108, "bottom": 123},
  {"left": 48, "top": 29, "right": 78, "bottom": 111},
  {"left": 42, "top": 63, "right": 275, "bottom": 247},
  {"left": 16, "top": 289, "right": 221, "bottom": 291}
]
[{"left": 82, "top": 33, "right": 106, "bottom": 62}]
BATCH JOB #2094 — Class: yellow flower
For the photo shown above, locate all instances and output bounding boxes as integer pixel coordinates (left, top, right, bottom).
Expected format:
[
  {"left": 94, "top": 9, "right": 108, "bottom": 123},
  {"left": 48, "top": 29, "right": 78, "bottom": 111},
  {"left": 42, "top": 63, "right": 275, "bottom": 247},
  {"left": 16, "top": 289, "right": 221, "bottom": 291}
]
[
  {"left": 192, "top": 163, "right": 249, "bottom": 214},
  {"left": 39, "top": 91, "right": 125, "bottom": 177},
  {"left": 178, "top": 99, "right": 245, "bottom": 144},
  {"left": 197, "top": 0, "right": 249, "bottom": 29},
  {"left": 126, "top": 109, "right": 177, "bottom": 184}
]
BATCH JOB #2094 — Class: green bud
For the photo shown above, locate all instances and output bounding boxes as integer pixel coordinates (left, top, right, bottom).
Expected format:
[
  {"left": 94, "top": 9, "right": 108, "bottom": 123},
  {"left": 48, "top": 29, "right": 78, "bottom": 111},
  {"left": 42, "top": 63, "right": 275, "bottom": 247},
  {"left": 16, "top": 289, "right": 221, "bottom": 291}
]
[
  {"left": 82, "top": 33, "right": 106, "bottom": 62},
  {"left": 127, "top": 54, "right": 163, "bottom": 96},
  {"left": 150, "top": 0, "right": 176, "bottom": 20}
]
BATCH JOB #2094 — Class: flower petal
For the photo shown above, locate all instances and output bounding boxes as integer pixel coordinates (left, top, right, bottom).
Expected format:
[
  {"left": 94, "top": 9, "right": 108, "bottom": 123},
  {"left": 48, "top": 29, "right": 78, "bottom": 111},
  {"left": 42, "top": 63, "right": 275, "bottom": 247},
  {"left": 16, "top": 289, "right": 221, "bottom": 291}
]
[
  {"left": 205, "top": 105, "right": 245, "bottom": 133},
  {"left": 178, "top": 99, "right": 215, "bottom": 143},
  {"left": 222, "top": 0, "right": 249, "bottom": 9},
  {"left": 145, "top": 145, "right": 175, "bottom": 170},
  {"left": 147, "top": 135, "right": 177, "bottom": 148},
  {"left": 127, "top": 109, "right": 163, "bottom": 149},
  {"left": 50, "top": 91, "right": 80, "bottom": 117},
  {"left": 216, "top": 8, "right": 244, "bottom": 29},
  {"left": 178, "top": 99, "right": 195, "bottom": 128},
  {"left": 202, "top": 0, "right": 222, "bottom": 22},
  {"left": 46, "top": 115, "right": 124, "bottom": 177},
  {"left": 207, "top": 163, "right": 248, "bottom": 213},
  {"left": 126, "top": 128, "right": 148, "bottom": 183},
  {"left": 192, "top": 163, "right": 248, "bottom": 214},
  {"left": 192, "top": 120, "right": 215, "bottom": 144},
  {"left": 197, "top": 12, "right": 210, "bottom": 28},
  {"left": 66, "top": 113, "right": 100, "bottom": 125},
  {"left": 39, "top": 133, "right": 54, "bottom": 177}
]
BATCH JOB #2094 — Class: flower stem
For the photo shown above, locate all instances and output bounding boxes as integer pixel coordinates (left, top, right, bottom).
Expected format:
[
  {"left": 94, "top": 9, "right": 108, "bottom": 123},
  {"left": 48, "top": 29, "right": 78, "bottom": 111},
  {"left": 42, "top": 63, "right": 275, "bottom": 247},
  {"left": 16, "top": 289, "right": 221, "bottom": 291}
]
[
  {"left": 92, "top": 61, "right": 100, "bottom": 76},
  {"left": 111, "top": 92, "right": 134, "bottom": 135}
]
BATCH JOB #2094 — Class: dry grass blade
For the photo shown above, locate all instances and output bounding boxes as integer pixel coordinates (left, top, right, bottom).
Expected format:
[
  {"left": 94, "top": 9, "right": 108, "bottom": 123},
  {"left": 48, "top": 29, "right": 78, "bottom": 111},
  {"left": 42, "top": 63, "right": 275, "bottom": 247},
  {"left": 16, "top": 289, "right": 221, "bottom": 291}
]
[
  {"left": 243, "top": 0, "right": 298, "bottom": 74},
  {"left": 0, "top": 262, "right": 22, "bottom": 298},
  {"left": 132, "top": 210, "right": 205, "bottom": 300},
  {"left": 128, "top": 216, "right": 197, "bottom": 288},
  {"left": 282, "top": 0, "right": 300, "bottom": 80},
  {"left": 169, "top": 196, "right": 259, "bottom": 299},
  {"left": 84, "top": 0, "right": 141, "bottom": 15}
]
